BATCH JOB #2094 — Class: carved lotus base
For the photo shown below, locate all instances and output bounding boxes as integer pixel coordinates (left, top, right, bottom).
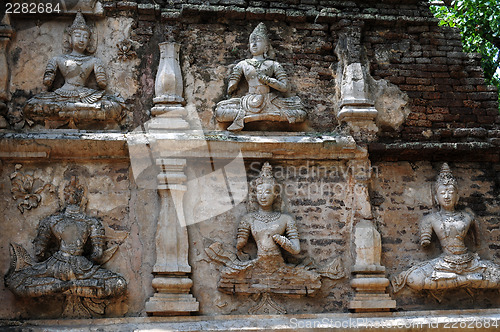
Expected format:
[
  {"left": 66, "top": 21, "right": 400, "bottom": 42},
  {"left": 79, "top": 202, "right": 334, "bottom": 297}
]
[
  {"left": 24, "top": 100, "right": 125, "bottom": 129},
  {"left": 215, "top": 94, "right": 306, "bottom": 131},
  {"left": 218, "top": 255, "right": 321, "bottom": 296}
]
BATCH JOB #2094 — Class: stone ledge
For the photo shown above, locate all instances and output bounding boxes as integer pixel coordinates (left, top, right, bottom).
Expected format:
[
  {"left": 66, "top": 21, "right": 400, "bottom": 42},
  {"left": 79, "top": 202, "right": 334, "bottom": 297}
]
[
  {"left": 1, "top": 309, "right": 499, "bottom": 331},
  {"left": 0, "top": 131, "right": 363, "bottom": 161},
  {"left": 369, "top": 141, "right": 500, "bottom": 162},
  {"left": 0, "top": 131, "right": 129, "bottom": 161},
  {"left": 134, "top": 131, "right": 364, "bottom": 160}
]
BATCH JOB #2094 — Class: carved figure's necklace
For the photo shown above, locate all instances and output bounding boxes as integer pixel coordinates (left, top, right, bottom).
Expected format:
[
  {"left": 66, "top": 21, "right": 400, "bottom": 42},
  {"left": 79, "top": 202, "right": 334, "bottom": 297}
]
[
  {"left": 439, "top": 210, "right": 462, "bottom": 237},
  {"left": 247, "top": 59, "right": 266, "bottom": 70},
  {"left": 253, "top": 211, "right": 281, "bottom": 223}
]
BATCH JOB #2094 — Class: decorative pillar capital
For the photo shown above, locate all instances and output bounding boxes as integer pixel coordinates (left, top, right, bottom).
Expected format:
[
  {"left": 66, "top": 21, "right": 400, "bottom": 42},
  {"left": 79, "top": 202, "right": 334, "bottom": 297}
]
[{"left": 147, "top": 41, "right": 189, "bottom": 131}]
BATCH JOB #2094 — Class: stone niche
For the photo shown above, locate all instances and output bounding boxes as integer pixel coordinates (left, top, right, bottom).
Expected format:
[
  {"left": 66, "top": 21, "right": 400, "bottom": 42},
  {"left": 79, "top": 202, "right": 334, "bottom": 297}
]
[
  {"left": 0, "top": 157, "right": 157, "bottom": 319},
  {"left": 372, "top": 161, "right": 500, "bottom": 310},
  {"left": 6, "top": 14, "right": 139, "bottom": 130}
]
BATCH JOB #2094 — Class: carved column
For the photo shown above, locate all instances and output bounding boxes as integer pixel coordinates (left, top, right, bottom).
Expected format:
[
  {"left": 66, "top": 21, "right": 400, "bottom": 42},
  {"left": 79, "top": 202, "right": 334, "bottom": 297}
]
[
  {"left": 144, "top": 42, "right": 199, "bottom": 315},
  {"left": 335, "top": 21, "right": 378, "bottom": 142},
  {"left": 347, "top": 159, "right": 396, "bottom": 312},
  {"left": 0, "top": 14, "right": 14, "bottom": 128}
]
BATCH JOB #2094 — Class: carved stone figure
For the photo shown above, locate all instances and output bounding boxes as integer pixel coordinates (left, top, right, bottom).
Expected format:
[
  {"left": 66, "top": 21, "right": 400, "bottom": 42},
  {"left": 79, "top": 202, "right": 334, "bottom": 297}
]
[
  {"left": 24, "top": 12, "right": 125, "bottom": 128},
  {"left": 215, "top": 23, "right": 306, "bottom": 131},
  {"left": 206, "top": 162, "right": 321, "bottom": 296},
  {"left": 392, "top": 163, "right": 500, "bottom": 293},
  {"left": 5, "top": 174, "right": 127, "bottom": 317}
]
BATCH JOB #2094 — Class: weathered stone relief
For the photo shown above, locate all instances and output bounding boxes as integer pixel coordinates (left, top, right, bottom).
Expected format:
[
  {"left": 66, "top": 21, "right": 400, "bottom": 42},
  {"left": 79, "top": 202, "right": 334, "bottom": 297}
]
[
  {"left": 116, "top": 39, "right": 137, "bottom": 62},
  {"left": 23, "top": 12, "right": 125, "bottom": 129},
  {"left": 0, "top": 14, "right": 14, "bottom": 128},
  {"left": 335, "top": 21, "right": 409, "bottom": 141},
  {"left": 345, "top": 159, "right": 396, "bottom": 311},
  {"left": 215, "top": 23, "right": 306, "bottom": 131},
  {"left": 392, "top": 163, "right": 500, "bottom": 296},
  {"left": 10, "top": 164, "right": 54, "bottom": 213},
  {"left": 4, "top": 167, "right": 127, "bottom": 318},
  {"left": 207, "top": 162, "right": 326, "bottom": 313}
]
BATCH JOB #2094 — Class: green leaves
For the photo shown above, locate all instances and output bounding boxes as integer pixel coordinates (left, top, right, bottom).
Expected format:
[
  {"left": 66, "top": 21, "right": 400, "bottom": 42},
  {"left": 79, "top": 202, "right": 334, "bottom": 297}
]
[{"left": 430, "top": 0, "right": 500, "bottom": 110}]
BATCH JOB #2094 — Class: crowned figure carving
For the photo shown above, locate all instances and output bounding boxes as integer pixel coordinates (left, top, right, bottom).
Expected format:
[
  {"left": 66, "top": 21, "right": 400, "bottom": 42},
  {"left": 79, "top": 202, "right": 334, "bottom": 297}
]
[
  {"left": 4, "top": 174, "right": 127, "bottom": 317},
  {"left": 392, "top": 163, "right": 500, "bottom": 293},
  {"left": 215, "top": 23, "right": 306, "bottom": 131},
  {"left": 206, "top": 162, "right": 321, "bottom": 296},
  {"left": 23, "top": 12, "right": 125, "bottom": 128}
]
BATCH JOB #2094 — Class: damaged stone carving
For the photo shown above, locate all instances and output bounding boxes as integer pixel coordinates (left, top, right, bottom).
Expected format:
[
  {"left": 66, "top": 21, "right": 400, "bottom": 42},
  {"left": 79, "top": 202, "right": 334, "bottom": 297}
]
[
  {"left": 215, "top": 23, "right": 306, "bottom": 131},
  {"left": 392, "top": 163, "right": 500, "bottom": 293},
  {"left": 23, "top": 11, "right": 125, "bottom": 129},
  {"left": 4, "top": 171, "right": 127, "bottom": 317},
  {"left": 116, "top": 39, "right": 137, "bottom": 61},
  {"left": 206, "top": 162, "right": 321, "bottom": 298},
  {"left": 335, "top": 23, "right": 378, "bottom": 141},
  {"left": 10, "top": 164, "right": 53, "bottom": 213},
  {"left": 0, "top": 13, "right": 14, "bottom": 128}
]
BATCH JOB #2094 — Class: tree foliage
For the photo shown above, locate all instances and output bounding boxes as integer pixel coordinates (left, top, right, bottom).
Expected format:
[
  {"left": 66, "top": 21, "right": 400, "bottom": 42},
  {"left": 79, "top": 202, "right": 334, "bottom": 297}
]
[{"left": 429, "top": 0, "right": 500, "bottom": 109}]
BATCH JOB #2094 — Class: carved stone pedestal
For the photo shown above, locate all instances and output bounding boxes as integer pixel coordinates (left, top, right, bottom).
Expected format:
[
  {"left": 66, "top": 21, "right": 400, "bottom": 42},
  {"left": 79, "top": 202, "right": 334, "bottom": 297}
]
[
  {"left": 337, "top": 62, "right": 378, "bottom": 142},
  {"left": 145, "top": 159, "right": 199, "bottom": 315},
  {"left": 349, "top": 220, "right": 396, "bottom": 312},
  {"left": 337, "top": 104, "right": 378, "bottom": 143},
  {"left": 146, "top": 277, "right": 199, "bottom": 316}
]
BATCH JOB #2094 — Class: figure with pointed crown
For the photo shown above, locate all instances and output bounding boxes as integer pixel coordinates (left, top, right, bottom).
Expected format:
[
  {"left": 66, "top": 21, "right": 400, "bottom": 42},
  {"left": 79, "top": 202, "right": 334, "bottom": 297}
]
[
  {"left": 24, "top": 11, "right": 125, "bottom": 128},
  {"left": 215, "top": 23, "right": 306, "bottom": 131},
  {"left": 392, "top": 163, "right": 500, "bottom": 293},
  {"left": 206, "top": 162, "right": 321, "bottom": 296}
]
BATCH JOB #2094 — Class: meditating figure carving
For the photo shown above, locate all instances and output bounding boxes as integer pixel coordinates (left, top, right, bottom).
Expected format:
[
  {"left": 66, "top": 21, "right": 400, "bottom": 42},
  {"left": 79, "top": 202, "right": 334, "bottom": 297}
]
[
  {"left": 206, "top": 162, "right": 321, "bottom": 296},
  {"left": 392, "top": 163, "right": 500, "bottom": 293},
  {"left": 24, "top": 12, "right": 124, "bottom": 127},
  {"left": 4, "top": 175, "right": 127, "bottom": 317},
  {"left": 215, "top": 23, "right": 306, "bottom": 131}
]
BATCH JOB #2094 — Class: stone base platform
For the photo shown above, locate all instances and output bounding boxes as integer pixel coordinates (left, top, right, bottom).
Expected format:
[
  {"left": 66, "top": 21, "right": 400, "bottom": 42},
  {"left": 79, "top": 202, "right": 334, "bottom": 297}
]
[{"left": 1, "top": 309, "right": 499, "bottom": 331}]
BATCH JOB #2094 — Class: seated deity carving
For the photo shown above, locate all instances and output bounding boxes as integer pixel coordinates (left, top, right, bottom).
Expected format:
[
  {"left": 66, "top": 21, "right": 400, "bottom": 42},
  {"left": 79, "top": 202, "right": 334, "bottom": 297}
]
[
  {"left": 215, "top": 23, "right": 306, "bottom": 131},
  {"left": 392, "top": 163, "right": 500, "bottom": 293},
  {"left": 206, "top": 162, "right": 321, "bottom": 296},
  {"left": 23, "top": 12, "right": 125, "bottom": 128},
  {"left": 4, "top": 175, "right": 127, "bottom": 317}
]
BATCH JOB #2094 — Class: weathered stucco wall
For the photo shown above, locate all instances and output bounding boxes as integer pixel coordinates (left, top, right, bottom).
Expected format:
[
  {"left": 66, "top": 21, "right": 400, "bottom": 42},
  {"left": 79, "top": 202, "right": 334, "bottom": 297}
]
[{"left": 1, "top": 0, "right": 500, "bottom": 325}]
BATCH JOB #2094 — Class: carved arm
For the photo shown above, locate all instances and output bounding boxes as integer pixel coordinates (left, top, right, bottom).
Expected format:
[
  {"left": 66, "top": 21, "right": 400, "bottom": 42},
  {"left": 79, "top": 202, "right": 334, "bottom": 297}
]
[
  {"left": 94, "top": 59, "right": 107, "bottom": 90},
  {"left": 419, "top": 215, "right": 433, "bottom": 247},
  {"left": 33, "top": 216, "right": 54, "bottom": 261},
  {"left": 227, "top": 64, "right": 243, "bottom": 95},
  {"left": 236, "top": 217, "right": 251, "bottom": 250},
  {"left": 272, "top": 218, "right": 300, "bottom": 254},
  {"left": 89, "top": 218, "right": 105, "bottom": 261},
  {"left": 43, "top": 58, "right": 58, "bottom": 88},
  {"left": 257, "top": 62, "right": 289, "bottom": 93}
]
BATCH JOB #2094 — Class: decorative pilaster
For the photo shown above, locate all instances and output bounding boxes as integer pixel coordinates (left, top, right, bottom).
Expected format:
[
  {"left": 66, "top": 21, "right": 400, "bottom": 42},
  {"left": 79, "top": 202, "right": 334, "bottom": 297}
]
[
  {"left": 0, "top": 14, "right": 14, "bottom": 128},
  {"left": 146, "top": 42, "right": 189, "bottom": 132},
  {"left": 347, "top": 159, "right": 396, "bottom": 312},
  {"left": 145, "top": 41, "right": 199, "bottom": 315},
  {"left": 145, "top": 159, "right": 199, "bottom": 315},
  {"left": 335, "top": 22, "right": 378, "bottom": 142}
]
